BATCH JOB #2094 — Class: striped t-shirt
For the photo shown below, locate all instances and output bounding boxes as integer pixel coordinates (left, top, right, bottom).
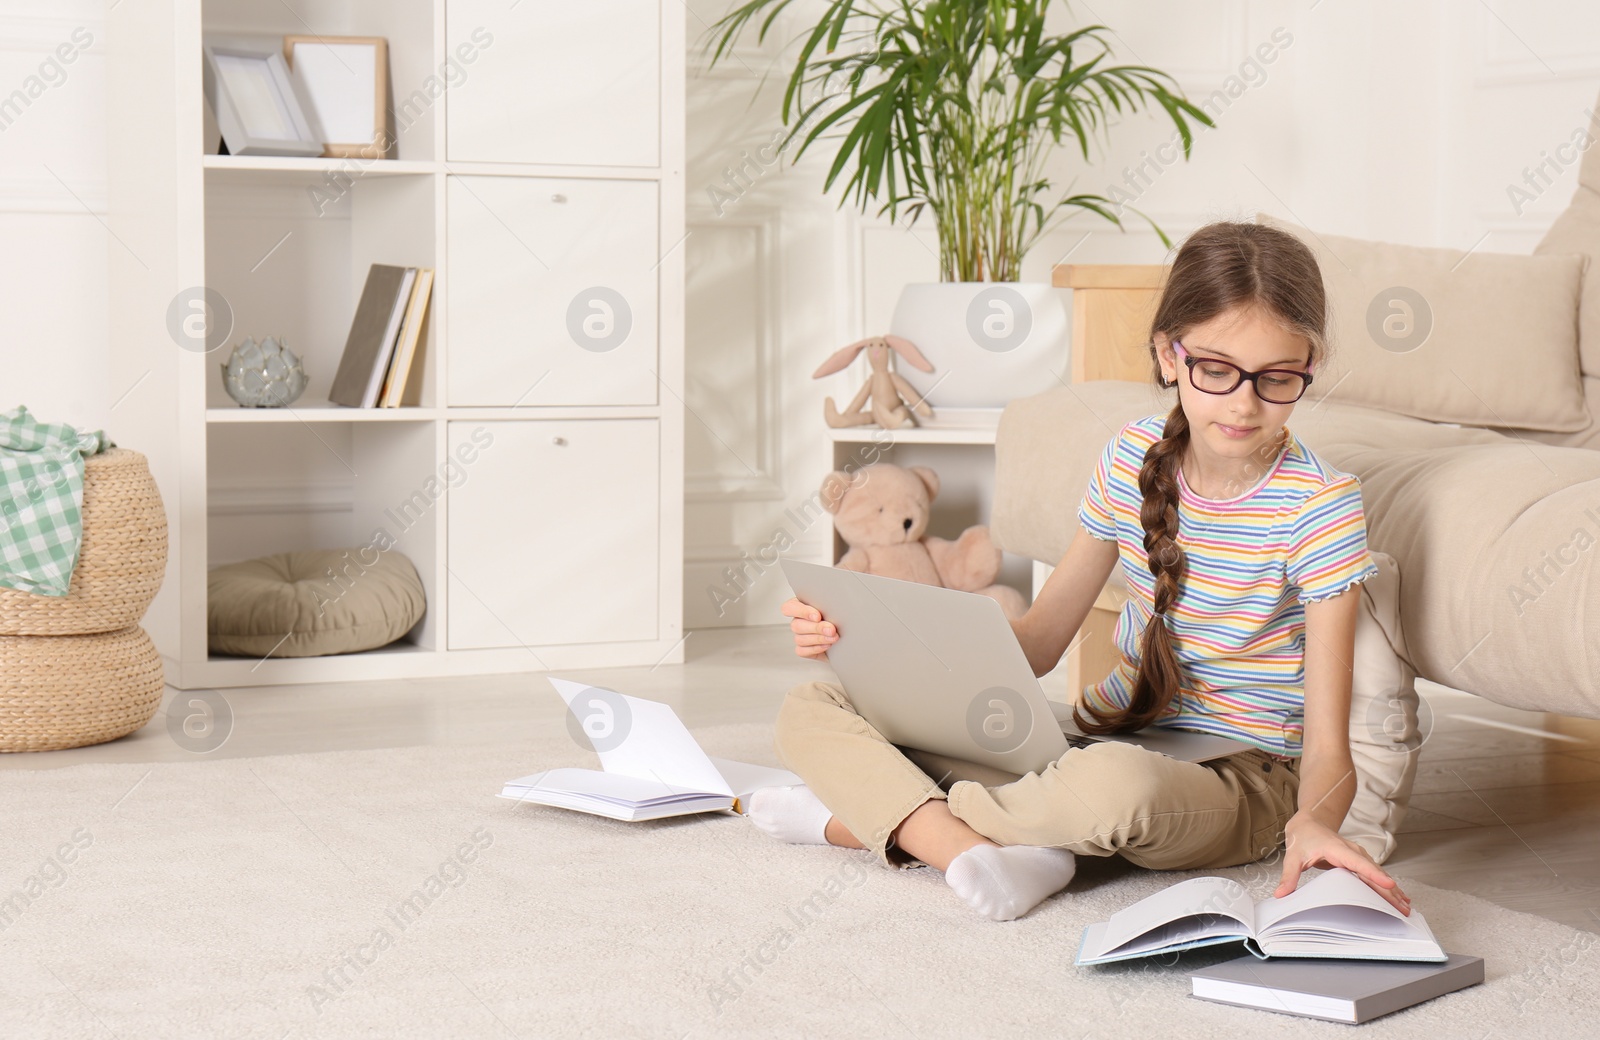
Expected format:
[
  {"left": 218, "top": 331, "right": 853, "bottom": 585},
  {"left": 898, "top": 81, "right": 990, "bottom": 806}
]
[{"left": 1076, "top": 413, "right": 1380, "bottom": 757}]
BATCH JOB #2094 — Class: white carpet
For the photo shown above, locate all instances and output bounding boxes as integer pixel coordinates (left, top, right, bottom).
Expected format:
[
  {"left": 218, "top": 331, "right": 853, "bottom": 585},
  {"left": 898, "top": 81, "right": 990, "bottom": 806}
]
[{"left": 1, "top": 722, "right": 1595, "bottom": 1038}]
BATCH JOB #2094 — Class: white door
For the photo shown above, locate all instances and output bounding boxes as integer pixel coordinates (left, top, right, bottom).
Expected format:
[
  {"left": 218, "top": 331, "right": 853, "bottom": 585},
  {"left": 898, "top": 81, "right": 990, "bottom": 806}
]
[
  {"left": 446, "top": 176, "right": 659, "bottom": 406},
  {"left": 445, "top": 0, "right": 661, "bottom": 167},
  {"left": 446, "top": 420, "right": 660, "bottom": 649}
]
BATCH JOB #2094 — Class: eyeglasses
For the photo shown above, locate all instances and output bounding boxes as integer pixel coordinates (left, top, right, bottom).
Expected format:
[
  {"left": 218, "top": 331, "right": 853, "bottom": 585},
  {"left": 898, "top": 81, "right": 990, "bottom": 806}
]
[{"left": 1170, "top": 341, "right": 1314, "bottom": 404}]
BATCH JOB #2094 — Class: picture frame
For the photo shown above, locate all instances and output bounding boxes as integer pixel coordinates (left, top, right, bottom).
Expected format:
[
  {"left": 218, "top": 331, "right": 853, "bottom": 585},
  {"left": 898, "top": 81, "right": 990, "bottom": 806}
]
[
  {"left": 201, "top": 34, "right": 325, "bottom": 157},
  {"left": 283, "top": 36, "right": 391, "bottom": 161}
]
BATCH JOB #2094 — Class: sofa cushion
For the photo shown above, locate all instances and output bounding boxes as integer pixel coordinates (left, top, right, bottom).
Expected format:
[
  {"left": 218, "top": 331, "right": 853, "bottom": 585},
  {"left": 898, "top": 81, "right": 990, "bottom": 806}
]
[
  {"left": 993, "top": 380, "right": 1600, "bottom": 719},
  {"left": 1536, "top": 197, "right": 1600, "bottom": 381},
  {"left": 1534, "top": 104, "right": 1600, "bottom": 380},
  {"left": 1318, "top": 435, "right": 1600, "bottom": 720},
  {"left": 1483, "top": 374, "right": 1600, "bottom": 453},
  {"left": 1256, "top": 212, "right": 1589, "bottom": 432}
]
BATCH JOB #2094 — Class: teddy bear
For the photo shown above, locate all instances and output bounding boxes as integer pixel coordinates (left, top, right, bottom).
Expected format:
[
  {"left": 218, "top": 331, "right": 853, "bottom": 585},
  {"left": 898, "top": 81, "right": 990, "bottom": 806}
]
[{"left": 820, "top": 462, "right": 1028, "bottom": 621}]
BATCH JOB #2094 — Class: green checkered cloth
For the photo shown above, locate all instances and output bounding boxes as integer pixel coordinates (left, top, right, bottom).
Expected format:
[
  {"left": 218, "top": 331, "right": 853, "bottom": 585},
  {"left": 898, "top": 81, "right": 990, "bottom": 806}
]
[{"left": 1, "top": 405, "right": 112, "bottom": 596}]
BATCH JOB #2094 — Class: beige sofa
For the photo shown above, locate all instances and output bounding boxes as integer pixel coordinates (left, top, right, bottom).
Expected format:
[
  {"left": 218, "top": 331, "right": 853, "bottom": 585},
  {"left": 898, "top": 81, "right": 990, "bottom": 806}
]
[{"left": 992, "top": 135, "right": 1600, "bottom": 727}]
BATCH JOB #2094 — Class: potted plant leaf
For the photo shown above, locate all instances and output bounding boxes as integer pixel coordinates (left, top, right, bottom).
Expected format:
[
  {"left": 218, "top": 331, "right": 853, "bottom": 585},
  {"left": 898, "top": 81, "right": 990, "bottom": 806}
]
[{"left": 700, "top": 0, "right": 1214, "bottom": 410}]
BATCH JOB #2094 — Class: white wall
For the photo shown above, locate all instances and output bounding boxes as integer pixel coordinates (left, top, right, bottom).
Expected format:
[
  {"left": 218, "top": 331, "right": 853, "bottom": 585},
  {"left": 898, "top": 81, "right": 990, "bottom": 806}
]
[
  {"left": 0, "top": 2, "right": 108, "bottom": 431},
  {"left": 4, "top": 1, "right": 1597, "bottom": 626}
]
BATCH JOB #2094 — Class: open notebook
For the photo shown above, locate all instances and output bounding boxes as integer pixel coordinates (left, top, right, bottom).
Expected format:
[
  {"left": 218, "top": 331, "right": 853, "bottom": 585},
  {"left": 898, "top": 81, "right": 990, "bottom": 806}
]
[
  {"left": 1076, "top": 867, "right": 1447, "bottom": 965},
  {"left": 498, "top": 677, "right": 802, "bottom": 822}
]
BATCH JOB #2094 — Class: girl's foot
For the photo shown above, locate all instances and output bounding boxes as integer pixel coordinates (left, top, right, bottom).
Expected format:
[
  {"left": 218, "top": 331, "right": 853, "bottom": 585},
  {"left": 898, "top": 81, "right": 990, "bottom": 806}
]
[
  {"left": 746, "top": 785, "right": 833, "bottom": 845},
  {"left": 945, "top": 844, "right": 1077, "bottom": 921}
]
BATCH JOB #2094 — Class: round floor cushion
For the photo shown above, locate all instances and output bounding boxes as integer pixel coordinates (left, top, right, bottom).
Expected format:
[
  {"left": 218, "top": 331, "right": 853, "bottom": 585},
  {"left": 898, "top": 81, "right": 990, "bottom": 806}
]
[{"left": 208, "top": 549, "right": 426, "bottom": 658}]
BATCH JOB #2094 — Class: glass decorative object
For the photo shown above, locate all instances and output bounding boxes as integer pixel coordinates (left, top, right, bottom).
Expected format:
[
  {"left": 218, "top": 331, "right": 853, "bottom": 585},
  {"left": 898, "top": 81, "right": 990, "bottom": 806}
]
[{"left": 221, "top": 336, "right": 308, "bottom": 407}]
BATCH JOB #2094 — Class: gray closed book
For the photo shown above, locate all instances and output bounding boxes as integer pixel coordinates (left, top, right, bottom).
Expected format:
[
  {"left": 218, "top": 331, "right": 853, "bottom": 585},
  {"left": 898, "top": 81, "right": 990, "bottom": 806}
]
[
  {"left": 1189, "top": 952, "right": 1485, "bottom": 1024},
  {"left": 329, "top": 264, "right": 414, "bottom": 408}
]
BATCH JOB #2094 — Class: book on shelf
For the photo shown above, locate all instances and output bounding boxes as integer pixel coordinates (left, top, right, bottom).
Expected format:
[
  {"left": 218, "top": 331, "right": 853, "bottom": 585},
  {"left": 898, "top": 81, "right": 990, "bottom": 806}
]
[
  {"left": 328, "top": 262, "right": 415, "bottom": 408},
  {"left": 378, "top": 267, "right": 432, "bottom": 408},
  {"left": 499, "top": 677, "right": 803, "bottom": 822},
  {"left": 1187, "top": 951, "right": 1484, "bottom": 1024},
  {"left": 1075, "top": 866, "right": 1448, "bottom": 966}
]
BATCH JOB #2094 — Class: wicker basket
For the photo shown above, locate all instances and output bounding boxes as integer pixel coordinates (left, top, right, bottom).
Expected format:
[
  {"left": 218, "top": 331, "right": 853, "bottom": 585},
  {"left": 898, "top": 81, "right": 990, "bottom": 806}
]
[
  {"left": 0, "top": 447, "right": 167, "bottom": 636},
  {"left": 0, "top": 625, "right": 165, "bottom": 752}
]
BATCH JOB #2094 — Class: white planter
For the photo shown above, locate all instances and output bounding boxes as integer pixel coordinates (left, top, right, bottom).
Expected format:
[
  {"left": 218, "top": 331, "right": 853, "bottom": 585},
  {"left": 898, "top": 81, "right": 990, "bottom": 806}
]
[{"left": 889, "top": 281, "right": 1072, "bottom": 411}]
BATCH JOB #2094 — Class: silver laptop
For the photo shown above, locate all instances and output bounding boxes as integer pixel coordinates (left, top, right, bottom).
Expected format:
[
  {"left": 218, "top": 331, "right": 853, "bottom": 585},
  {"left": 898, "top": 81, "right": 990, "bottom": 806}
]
[{"left": 779, "top": 559, "right": 1259, "bottom": 776}]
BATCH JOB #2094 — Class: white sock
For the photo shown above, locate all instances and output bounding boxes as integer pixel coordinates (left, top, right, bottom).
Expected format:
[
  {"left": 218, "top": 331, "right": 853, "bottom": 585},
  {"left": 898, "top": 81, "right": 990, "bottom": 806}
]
[
  {"left": 746, "top": 785, "right": 833, "bottom": 846},
  {"left": 945, "top": 844, "right": 1077, "bottom": 921}
]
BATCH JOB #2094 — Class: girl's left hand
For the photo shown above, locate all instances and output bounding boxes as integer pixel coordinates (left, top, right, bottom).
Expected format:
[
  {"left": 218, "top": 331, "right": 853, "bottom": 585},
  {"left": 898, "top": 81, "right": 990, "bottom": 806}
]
[{"left": 1274, "top": 813, "right": 1412, "bottom": 915}]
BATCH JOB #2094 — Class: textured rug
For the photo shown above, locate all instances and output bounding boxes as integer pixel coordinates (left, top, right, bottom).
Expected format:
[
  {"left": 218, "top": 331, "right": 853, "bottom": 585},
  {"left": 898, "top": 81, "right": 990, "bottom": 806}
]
[{"left": 1, "top": 721, "right": 1595, "bottom": 1039}]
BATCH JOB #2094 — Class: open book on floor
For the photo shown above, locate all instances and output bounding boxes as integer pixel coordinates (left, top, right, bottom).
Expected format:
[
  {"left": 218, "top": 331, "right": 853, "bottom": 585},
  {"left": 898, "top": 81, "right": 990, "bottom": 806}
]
[
  {"left": 499, "top": 677, "right": 802, "bottom": 822},
  {"left": 1076, "top": 866, "right": 1448, "bottom": 966}
]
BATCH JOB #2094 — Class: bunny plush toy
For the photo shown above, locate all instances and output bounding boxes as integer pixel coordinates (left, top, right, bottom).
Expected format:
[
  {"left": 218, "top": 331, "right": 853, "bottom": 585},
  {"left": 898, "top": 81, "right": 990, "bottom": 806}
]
[{"left": 813, "top": 334, "right": 936, "bottom": 430}]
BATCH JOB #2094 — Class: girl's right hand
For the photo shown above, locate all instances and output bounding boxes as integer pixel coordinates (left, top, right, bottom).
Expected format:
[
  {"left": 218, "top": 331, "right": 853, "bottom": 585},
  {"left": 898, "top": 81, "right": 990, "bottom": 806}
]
[{"left": 781, "top": 596, "right": 837, "bottom": 659}]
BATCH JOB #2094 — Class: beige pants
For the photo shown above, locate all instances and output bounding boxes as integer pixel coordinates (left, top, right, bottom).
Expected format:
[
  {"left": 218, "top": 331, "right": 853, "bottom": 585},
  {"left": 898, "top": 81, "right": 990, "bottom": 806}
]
[{"left": 773, "top": 679, "right": 1302, "bottom": 871}]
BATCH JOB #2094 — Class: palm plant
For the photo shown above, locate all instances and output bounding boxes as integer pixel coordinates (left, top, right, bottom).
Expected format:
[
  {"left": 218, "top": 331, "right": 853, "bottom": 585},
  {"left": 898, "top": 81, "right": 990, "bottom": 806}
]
[{"left": 702, "top": 0, "right": 1214, "bottom": 282}]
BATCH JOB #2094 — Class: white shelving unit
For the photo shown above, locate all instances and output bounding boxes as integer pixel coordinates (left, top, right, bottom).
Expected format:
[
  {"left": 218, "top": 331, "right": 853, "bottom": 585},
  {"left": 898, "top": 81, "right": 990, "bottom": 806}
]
[{"left": 107, "top": 0, "right": 685, "bottom": 689}]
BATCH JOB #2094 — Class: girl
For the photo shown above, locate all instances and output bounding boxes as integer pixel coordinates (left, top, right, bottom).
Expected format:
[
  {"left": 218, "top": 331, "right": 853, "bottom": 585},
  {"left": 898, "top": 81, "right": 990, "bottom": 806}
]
[{"left": 753, "top": 220, "right": 1414, "bottom": 923}]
